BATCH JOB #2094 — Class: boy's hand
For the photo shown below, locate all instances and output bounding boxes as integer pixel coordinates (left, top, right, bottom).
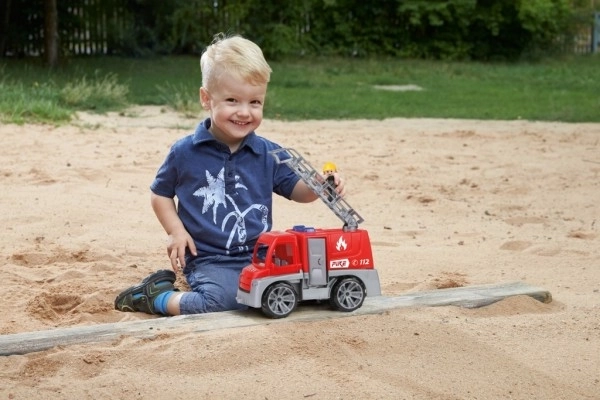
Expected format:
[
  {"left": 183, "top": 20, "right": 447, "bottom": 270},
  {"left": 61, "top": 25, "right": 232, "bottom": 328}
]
[
  {"left": 331, "top": 172, "right": 346, "bottom": 197},
  {"left": 322, "top": 172, "right": 346, "bottom": 196},
  {"left": 166, "top": 230, "right": 197, "bottom": 271}
]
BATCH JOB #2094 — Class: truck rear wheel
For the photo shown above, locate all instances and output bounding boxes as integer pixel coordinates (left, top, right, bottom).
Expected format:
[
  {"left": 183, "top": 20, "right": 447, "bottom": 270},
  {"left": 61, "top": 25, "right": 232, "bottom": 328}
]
[
  {"left": 330, "top": 277, "right": 365, "bottom": 312},
  {"left": 261, "top": 282, "right": 298, "bottom": 318}
]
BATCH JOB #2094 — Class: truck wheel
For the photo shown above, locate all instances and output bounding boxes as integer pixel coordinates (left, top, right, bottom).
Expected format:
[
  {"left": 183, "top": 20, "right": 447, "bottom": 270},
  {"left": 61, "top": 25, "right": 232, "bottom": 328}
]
[
  {"left": 261, "top": 283, "right": 298, "bottom": 319},
  {"left": 330, "top": 277, "right": 365, "bottom": 312}
]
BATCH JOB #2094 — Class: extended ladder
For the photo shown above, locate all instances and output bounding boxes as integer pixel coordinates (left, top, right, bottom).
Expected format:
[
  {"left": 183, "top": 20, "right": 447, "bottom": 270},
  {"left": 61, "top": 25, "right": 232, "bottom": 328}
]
[{"left": 270, "top": 148, "right": 364, "bottom": 231}]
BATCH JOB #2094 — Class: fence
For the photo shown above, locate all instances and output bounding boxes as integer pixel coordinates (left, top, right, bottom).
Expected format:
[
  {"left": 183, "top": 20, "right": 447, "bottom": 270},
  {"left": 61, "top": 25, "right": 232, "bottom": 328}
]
[
  {"left": 572, "top": 11, "right": 600, "bottom": 54},
  {"left": 2, "top": 2, "right": 599, "bottom": 57},
  {"left": 2, "top": 0, "right": 128, "bottom": 57},
  {"left": 594, "top": 12, "right": 600, "bottom": 52},
  {"left": 60, "top": 0, "right": 127, "bottom": 55}
]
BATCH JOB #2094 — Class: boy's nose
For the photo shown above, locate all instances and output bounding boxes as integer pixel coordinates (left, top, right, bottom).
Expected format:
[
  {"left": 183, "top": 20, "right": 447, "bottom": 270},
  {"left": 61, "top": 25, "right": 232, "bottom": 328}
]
[{"left": 237, "top": 104, "right": 250, "bottom": 117}]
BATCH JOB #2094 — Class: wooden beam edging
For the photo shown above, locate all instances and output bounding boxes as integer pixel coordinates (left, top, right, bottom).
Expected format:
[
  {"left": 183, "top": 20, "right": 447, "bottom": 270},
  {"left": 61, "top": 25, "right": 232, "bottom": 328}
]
[{"left": 0, "top": 281, "right": 551, "bottom": 356}]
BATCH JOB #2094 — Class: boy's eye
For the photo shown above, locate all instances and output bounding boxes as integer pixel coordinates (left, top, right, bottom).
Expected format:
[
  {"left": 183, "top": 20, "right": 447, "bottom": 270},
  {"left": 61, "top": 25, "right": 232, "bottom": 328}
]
[{"left": 225, "top": 98, "right": 236, "bottom": 103}]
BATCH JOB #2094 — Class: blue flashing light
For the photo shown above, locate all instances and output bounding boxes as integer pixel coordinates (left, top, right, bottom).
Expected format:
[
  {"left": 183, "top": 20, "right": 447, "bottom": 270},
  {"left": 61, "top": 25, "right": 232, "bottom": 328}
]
[{"left": 292, "top": 225, "right": 315, "bottom": 232}]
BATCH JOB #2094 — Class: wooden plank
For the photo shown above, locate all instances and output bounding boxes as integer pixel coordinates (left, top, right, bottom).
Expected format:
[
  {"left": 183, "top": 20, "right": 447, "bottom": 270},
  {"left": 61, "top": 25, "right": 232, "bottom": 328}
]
[{"left": 0, "top": 281, "right": 550, "bottom": 356}]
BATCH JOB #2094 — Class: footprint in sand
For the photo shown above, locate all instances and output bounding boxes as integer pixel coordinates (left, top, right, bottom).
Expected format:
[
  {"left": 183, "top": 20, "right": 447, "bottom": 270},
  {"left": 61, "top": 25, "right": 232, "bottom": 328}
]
[
  {"left": 500, "top": 241, "right": 562, "bottom": 256},
  {"left": 504, "top": 216, "right": 546, "bottom": 227},
  {"left": 27, "top": 167, "right": 57, "bottom": 185},
  {"left": 27, "top": 291, "right": 83, "bottom": 322},
  {"left": 500, "top": 240, "right": 532, "bottom": 251},
  {"left": 21, "top": 355, "right": 62, "bottom": 379},
  {"left": 567, "top": 230, "right": 597, "bottom": 240}
]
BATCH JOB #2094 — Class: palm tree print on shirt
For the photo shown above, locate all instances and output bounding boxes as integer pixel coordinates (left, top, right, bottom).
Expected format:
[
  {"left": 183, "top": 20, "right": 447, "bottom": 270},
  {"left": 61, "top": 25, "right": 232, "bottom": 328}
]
[{"left": 193, "top": 168, "right": 269, "bottom": 252}]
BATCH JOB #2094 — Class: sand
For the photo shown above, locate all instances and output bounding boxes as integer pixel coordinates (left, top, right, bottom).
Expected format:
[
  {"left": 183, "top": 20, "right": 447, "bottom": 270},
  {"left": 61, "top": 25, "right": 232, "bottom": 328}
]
[{"left": 0, "top": 106, "right": 598, "bottom": 399}]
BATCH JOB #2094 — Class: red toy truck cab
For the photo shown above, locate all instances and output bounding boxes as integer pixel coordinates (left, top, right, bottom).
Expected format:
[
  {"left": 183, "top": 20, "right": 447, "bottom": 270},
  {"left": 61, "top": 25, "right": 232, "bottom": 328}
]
[{"left": 236, "top": 225, "right": 381, "bottom": 318}]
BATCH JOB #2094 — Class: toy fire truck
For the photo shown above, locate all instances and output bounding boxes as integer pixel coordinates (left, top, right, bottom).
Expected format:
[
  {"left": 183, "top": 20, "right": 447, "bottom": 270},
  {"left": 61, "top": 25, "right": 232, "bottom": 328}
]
[{"left": 236, "top": 148, "right": 381, "bottom": 318}]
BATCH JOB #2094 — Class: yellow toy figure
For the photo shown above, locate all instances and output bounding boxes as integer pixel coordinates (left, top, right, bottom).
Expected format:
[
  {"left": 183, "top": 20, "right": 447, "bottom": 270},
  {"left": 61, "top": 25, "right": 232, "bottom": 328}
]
[{"left": 322, "top": 161, "right": 337, "bottom": 201}]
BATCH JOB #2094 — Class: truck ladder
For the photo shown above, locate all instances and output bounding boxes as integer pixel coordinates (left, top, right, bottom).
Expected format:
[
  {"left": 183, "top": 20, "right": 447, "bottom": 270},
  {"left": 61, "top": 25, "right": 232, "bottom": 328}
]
[{"left": 270, "top": 148, "right": 364, "bottom": 231}]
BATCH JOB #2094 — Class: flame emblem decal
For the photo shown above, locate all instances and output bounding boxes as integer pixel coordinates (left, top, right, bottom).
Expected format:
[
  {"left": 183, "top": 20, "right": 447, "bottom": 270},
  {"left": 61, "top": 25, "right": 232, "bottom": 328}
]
[{"left": 335, "top": 236, "right": 348, "bottom": 251}]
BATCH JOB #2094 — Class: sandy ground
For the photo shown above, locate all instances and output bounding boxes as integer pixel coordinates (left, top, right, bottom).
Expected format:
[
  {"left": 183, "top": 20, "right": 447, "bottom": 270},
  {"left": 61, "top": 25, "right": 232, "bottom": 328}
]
[{"left": 0, "top": 106, "right": 598, "bottom": 399}]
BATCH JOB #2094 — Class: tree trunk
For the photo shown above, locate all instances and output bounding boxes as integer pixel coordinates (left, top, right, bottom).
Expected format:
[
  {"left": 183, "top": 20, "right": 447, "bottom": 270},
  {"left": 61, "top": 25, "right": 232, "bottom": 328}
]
[
  {"left": 44, "top": 0, "right": 59, "bottom": 67},
  {"left": 0, "top": 0, "right": 12, "bottom": 57}
]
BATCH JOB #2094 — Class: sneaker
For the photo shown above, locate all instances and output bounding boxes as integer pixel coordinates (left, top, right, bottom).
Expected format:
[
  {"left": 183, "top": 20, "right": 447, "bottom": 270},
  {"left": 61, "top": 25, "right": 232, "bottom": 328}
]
[{"left": 114, "top": 269, "right": 176, "bottom": 314}]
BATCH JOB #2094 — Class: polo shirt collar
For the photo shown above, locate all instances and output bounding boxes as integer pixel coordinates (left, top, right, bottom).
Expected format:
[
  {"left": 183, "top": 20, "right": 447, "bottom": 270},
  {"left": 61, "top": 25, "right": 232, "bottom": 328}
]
[{"left": 192, "top": 118, "right": 260, "bottom": 154}]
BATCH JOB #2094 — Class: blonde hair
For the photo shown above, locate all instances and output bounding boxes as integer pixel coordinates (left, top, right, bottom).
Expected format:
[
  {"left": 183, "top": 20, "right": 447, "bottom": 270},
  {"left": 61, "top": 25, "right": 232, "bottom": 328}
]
[{"left": 200, "top": 33, "right": 272, "bottom": 90}]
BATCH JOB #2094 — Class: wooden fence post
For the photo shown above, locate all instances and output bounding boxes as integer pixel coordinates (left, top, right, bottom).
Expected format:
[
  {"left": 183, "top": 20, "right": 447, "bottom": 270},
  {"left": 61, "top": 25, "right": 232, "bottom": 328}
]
[{"left": 593, "top": 12, "right": 600, "bottom": 53}]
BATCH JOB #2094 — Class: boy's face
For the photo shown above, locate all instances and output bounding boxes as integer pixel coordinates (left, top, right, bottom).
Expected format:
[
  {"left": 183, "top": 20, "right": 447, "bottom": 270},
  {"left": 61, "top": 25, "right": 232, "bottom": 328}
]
[{"left": 200, "top": 71, "right": 267, "bottom": 151}]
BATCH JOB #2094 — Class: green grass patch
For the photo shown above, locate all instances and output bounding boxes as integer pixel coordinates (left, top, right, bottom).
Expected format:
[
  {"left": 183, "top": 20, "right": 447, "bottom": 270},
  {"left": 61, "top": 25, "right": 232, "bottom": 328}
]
[
  {"left": 0, "top": 62, "right": 130, "bottom": 124},
  {"left": 0, "top": 78, "right": 70, "bottom": 124},
  {"left": 267, "top": 57, "right": 600, "bottom": 122},
  {"left": 0, "top": 55, "right": 598, "bottom": 124},
  {"left": 60, "top": 73, "right": 129, "bottom": 110},
  {"left": 155, "top": 82, "right": 202, "bottom": 118}
]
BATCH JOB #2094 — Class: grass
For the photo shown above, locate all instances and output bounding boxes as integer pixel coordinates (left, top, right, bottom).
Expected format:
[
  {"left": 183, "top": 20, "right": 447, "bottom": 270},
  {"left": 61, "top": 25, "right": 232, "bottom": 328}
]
[
  {"left": 267, "top": 57, "right": 600, "bottom": 121},
  {"left": 0, "top": 54, "right": 599, "bottom": 124}
]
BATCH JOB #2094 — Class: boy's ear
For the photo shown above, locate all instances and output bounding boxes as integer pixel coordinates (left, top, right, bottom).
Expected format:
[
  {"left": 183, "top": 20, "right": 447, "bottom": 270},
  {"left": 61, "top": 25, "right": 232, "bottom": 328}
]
[{"left": 199, "top": 87, "right": 210, "bottom": 109}]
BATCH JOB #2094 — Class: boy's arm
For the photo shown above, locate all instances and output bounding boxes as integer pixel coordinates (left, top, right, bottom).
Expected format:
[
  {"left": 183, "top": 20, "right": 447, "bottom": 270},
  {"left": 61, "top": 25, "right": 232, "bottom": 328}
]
[
  {"left": 289, "top": 172, "right": 346, "bottom": 203},
  {"left": 150, "top": 192, "right": 197, "bottom": 270}
]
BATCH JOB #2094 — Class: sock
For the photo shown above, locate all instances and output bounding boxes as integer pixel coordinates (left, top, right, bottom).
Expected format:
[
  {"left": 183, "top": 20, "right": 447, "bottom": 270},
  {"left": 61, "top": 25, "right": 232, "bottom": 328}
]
[{"left": 153, "top": 290, "right": 175, "bottom": 315}]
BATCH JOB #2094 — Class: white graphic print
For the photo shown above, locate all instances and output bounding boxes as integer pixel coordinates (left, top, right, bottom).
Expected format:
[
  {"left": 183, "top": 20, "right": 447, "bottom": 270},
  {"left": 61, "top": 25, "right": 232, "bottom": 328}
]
[
  {"left": 335, "top": 236, "right": 348, "bottom": 251},
  {"left": 222, "top": 204, "right": 268, "bottom": 250},
  {"left": 194, "top": 169, "right": 227, "bottom": 223},
  {"left": 193, "top": 168, "right": 269, "bottom": 251}
]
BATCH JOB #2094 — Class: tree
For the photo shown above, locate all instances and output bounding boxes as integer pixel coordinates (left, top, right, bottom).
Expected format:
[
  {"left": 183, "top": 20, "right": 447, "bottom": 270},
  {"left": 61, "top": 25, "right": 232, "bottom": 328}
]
[
  {"left": 44, "top": 0, "right": 59, "bottom": 67},
  {"left": 0, "top": 0, "right": 12, "bottom": 57}
]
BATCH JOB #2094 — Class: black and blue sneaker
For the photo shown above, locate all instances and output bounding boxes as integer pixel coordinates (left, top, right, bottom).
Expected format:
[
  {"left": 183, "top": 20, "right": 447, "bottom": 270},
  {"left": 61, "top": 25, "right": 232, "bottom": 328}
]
[{"left": 114, "top": 269, "right": 176, "bottom": 315}]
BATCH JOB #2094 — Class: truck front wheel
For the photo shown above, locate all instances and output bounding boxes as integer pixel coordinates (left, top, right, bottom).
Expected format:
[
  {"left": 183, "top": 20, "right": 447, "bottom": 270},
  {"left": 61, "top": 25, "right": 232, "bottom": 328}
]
[
  {"left": 261, "top": 283, "right": 298, "bottom": 318},
  {"left": 330, "top": 277, "right": 365, "bottom": 312}
]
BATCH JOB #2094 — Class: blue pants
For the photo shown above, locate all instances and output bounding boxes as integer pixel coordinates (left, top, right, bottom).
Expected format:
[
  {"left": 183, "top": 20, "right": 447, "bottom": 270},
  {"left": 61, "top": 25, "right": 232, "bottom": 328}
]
[{"left": 179, "top": 254, "right": 251, "bottom": 314}]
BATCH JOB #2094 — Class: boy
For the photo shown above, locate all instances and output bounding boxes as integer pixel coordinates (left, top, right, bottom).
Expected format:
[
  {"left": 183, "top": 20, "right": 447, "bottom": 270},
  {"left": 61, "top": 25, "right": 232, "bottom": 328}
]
[{"left": 115, "top": 33, "right": 345, "bottom": 316}]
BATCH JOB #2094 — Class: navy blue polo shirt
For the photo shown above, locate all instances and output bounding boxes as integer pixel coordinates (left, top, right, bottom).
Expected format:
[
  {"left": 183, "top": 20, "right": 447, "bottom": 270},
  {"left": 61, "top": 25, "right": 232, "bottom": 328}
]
[{"left": 150, "top": 118, "right": 300, "bottom": 256}]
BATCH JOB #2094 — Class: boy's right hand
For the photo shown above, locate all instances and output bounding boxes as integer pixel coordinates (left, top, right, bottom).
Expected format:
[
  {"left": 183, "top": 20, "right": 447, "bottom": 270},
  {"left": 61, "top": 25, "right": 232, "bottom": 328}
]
[{"left": 166, "top": 230, "right": 197, "bottom": 271}]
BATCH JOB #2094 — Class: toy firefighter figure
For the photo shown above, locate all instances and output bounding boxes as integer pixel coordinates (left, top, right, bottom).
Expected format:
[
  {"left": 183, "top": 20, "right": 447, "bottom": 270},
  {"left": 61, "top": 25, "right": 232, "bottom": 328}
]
[{"left": 322, "top": 161, "right": 337, "bottom": 201}]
